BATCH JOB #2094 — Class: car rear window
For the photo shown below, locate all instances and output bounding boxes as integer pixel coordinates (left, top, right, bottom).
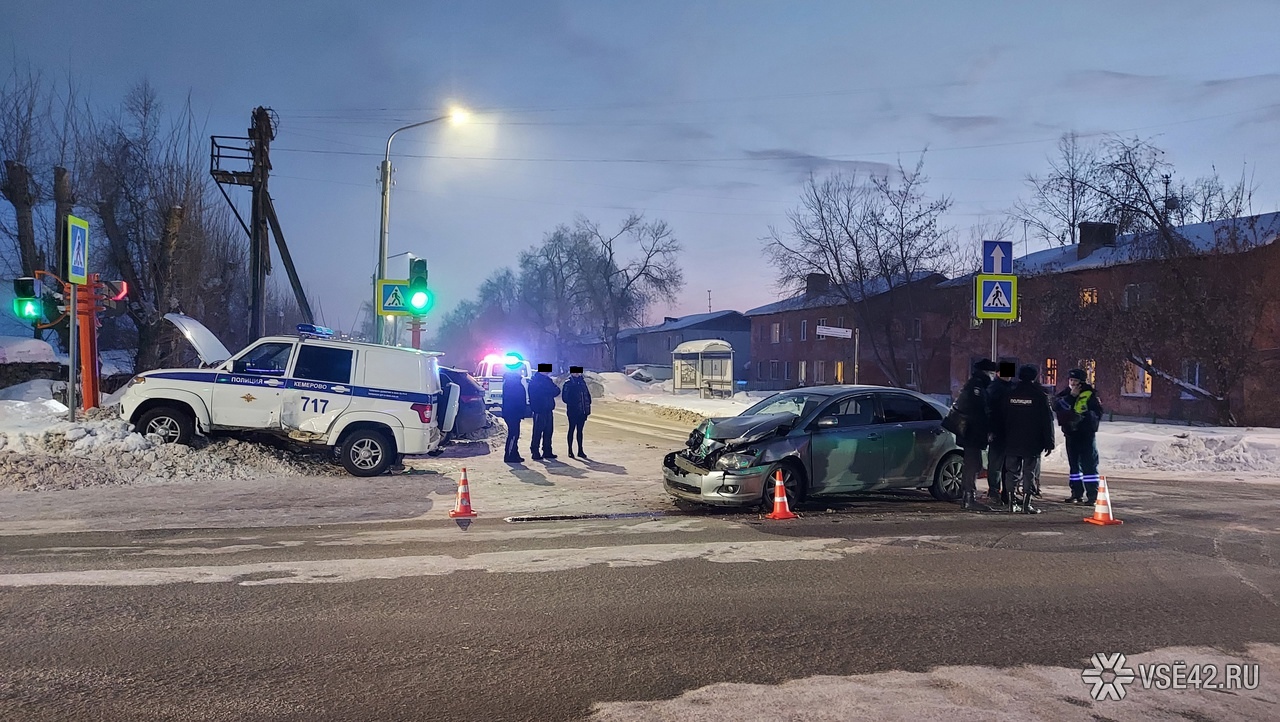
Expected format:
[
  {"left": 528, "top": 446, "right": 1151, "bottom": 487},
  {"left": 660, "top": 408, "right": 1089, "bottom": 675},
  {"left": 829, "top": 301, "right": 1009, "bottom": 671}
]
[{"left": 880, "top": 394, "right": 940, "bottom": 423}]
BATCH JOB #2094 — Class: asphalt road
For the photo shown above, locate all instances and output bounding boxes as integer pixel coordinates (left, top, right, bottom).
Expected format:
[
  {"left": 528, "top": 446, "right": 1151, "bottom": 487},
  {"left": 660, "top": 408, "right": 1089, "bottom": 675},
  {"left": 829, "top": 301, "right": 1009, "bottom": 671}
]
[{"left": 1, "top": 468, "right": 1277, "bottom": 721}]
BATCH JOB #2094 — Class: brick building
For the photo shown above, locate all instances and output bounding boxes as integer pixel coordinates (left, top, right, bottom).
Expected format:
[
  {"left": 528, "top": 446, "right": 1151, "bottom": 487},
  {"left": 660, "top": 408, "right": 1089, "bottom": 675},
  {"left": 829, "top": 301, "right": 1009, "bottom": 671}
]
[
  {"left": 569, "top": 310, "right": 752, "bottom": 375},
  {"left": 744, "top": 272, "right": 952, "bottom": 396}
]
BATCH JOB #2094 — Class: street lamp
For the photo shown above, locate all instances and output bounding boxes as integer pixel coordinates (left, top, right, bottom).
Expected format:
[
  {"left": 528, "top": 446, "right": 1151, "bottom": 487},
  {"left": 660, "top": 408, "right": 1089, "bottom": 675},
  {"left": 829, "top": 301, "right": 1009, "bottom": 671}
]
[{"left": 374, "top": 107, "right": 469, "bottom": 345}]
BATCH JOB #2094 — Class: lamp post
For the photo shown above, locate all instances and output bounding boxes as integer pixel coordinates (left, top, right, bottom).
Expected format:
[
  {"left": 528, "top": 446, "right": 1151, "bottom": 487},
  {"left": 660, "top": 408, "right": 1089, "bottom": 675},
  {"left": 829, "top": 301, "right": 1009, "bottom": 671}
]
[{"left": 374, "top": 108, "right": 469, "bottom": 345}]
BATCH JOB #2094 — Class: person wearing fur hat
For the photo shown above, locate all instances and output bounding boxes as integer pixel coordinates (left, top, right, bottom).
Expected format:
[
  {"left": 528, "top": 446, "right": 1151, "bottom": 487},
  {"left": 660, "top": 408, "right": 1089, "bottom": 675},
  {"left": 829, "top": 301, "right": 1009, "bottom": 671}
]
[
  {"left": 992, "top": 364, "right": 1056, "bottom": 513},
  {"left": 951, "top": 358, "right": 1000, "bottom": 511},
  {"left": 1054, "top": 368, "right": 1104, "bottom": 504}
]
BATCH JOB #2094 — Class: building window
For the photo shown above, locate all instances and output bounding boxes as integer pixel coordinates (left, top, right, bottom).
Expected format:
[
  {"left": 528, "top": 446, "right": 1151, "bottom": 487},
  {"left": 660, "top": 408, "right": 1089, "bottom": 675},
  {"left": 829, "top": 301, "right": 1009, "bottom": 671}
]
[
  {"left": 817, "top": 317, "right": 827, "bottom": 341},
  {"left": 800, "top": 320, "right": 808, "bottom": 341},
  {"left": 835, "top": 360, "right": 844, "bottom": 383},
  {"left": 1080, "top": 359, "right": 1096, "bottom": 385},
  {"left": 771, "top": 323, "right": 780, "bottom": 344},
  {"left": 757, "top": 362, "right": 765, "bottom": 380},
  {"left": 1080, "top": 287, "right": 1099, "bottom": 307},
  {"left": 785, "top": 322, "right": 793, "bottom": 342},
  {"left": 799, "top": 360, "right": 807, "bottom": 384},
  {"left": 905, "top": 362, "right": 917, "bottom": 388},
  {"left": 770, "top": 360, "right": 779, "bottom": 380},
  {"left": 911, "top": 318, "right": 922, "bottom": 341},
  {"left": 816, "top": 360, "right": 826, "bottom": 384},
  {"left": 837, "top": 316, "right": 844, "bottom": 328},
  {"left": 1043, "top": 358, "right": 1058, "bottom": 387},
  {"left": 1181, "top": 360, "right": 1202, "bottom": 400},
  {"left": 1122, "top": 358, "right": 1153, "bottom": 397},
  {"left": 785, "top": 361, "right": 792, "bottom": 381}
]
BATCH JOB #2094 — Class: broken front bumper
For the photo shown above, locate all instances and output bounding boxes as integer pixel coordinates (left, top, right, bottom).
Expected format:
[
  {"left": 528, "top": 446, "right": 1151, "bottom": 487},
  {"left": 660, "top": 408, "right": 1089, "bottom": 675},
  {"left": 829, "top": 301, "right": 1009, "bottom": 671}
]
[{"left": 662, "top": 452, "right": 772, "bottom": 507}]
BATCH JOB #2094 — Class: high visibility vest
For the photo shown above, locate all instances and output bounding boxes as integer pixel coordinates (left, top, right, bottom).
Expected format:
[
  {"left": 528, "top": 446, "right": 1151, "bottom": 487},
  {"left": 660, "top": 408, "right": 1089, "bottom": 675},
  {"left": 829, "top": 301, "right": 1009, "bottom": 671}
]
[{"left": 1073, "top": 390, "right": 1093, "bottom": 415}]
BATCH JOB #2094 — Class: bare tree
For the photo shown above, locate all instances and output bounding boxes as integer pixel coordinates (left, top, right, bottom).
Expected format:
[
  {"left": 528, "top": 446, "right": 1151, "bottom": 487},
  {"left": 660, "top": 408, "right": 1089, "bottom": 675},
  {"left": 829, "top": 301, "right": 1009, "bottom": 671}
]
[
  {"left": 577, "top": 213, "right": 683, "bottom": 370},
  {"left": 0, "top": 63, "right": 50, "bottom": 278},
  {"left": 1013, "top": 132, "right": 1107, "bottom": 247},
  {"left": 518, "top": 224, "right": 595, "bottom": 367}
]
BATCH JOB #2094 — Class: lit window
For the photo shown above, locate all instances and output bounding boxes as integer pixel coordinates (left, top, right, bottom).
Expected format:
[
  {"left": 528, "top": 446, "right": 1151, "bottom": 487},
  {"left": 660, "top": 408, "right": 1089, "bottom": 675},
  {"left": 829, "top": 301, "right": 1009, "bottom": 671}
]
[
  {"left": 1081, "top": 359, "right": 1096, "bottom": 385},
  {"left": 799, "top": 360, "right": 807, "bottom": 383},
  {"left": 1081, "top": 287, "right": 1099, "bottom": 307},
  {"left": 800, "top": 320, "right": 808, "bottom": 341},
  {"left": 1044, "top": 358, "right": 1058, "bottom": 387},
  {"left": 836, "top": 360, "right": 845, "bottom": 383},
  {"left": 1122, "top": 358, "right": 1153, "bottom": 397},
  {"left": 771, "top": 323, "right": 780, "bottom": 344}
]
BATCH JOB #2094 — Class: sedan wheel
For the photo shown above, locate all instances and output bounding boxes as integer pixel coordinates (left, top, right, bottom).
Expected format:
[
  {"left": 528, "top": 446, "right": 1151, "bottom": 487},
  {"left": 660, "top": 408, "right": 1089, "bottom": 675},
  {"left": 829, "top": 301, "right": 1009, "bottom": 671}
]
[
  {"left": 930, "top": 454, "right": 964, "bottom": 501},
  {"left": 760, "top": 463, "right": 803, "bottom": 511}
]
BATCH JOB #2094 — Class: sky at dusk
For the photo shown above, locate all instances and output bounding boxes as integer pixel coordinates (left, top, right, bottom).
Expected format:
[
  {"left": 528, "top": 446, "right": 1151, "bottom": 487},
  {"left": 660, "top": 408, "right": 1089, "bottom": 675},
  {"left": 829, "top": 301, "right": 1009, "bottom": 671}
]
[{"left": 6, "top": 0, "right": 1280, "bottom": 333}]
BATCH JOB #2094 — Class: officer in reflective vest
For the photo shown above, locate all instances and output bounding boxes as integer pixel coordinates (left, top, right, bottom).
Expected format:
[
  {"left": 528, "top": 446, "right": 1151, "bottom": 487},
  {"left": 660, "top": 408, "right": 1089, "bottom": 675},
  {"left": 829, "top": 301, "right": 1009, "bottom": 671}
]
[{"left": 1054, "top": 368, "right": 1104, "bottom": 504}]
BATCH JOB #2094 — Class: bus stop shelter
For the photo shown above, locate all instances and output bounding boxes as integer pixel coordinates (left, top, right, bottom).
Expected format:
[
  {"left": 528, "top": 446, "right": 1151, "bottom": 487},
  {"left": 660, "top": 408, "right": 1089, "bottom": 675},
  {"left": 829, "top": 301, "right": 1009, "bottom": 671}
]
[{"left": 672, "top": 339, "right": 735, "bottom": 398}]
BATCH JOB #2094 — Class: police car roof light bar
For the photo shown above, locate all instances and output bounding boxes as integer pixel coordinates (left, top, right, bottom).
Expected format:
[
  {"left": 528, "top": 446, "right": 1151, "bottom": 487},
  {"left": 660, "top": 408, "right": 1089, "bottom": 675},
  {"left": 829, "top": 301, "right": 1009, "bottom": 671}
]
[{"left": 297, "top": 324, "right": 335, "bottom": 339}]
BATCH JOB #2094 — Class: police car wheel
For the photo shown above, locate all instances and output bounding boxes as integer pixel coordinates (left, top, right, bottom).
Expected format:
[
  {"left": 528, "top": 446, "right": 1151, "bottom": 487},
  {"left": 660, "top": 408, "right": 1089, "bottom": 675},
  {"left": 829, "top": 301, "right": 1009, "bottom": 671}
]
[
  {"left": 137, "top": 406, "right": 194, "bottom": 446},
  {"left": 341, "top": 429, "right": 394, "bottom": 477}
]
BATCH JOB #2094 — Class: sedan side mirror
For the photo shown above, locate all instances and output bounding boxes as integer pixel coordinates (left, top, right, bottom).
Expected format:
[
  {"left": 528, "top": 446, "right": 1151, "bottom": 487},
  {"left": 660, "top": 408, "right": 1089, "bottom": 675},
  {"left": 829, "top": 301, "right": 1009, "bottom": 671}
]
[{"left": 816, "top": 416, "right": 839, "bottom": 429}]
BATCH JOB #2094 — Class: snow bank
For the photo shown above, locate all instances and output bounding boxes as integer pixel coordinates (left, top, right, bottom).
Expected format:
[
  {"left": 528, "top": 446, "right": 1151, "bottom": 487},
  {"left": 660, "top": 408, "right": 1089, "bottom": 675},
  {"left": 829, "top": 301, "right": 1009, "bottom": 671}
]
[
  {"left": 0, "top": 379, "right": 62, "bottom": 403},
  {"left": 1043, "top": 421, "right": 1280, "bottom": 480},
  {"left": 0, "top": 400, "right": 340, "bottom": 491},
  {"left": 0, "top": 336, "right": 57, "bottom": 364}
]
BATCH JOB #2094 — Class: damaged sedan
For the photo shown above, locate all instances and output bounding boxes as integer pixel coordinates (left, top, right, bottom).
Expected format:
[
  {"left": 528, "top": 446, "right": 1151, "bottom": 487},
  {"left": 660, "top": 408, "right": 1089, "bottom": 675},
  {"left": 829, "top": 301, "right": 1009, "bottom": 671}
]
[{"left": 663, "top": 386, "right": 964, "bottom": 510}]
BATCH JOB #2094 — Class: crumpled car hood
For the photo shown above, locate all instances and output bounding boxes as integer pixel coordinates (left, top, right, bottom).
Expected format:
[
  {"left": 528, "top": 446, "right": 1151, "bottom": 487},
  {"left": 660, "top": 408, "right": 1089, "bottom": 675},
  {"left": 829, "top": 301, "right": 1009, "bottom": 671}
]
[{"left": 700, "top": 412, "right": 795, "bottom": 444}]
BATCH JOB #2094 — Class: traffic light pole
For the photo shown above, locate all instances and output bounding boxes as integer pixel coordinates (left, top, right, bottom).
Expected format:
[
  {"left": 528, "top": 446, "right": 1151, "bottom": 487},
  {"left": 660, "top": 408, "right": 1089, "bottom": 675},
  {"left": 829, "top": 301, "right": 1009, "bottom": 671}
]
[{"left": 410, "top": 318, "right": 423, "bottom": 350}]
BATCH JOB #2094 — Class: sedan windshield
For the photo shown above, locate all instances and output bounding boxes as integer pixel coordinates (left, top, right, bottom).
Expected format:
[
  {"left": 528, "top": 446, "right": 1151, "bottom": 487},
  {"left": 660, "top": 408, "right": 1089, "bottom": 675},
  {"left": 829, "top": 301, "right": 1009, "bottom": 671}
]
[{"left": 741, "top": 393, "right": 826, "bottom": 419}]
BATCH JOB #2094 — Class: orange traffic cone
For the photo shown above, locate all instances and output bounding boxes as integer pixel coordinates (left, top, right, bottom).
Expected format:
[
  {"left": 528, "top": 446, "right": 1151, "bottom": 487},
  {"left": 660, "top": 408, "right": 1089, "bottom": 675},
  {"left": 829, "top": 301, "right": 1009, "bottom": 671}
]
[
  {"left": 449, "top": 467, "right": 479, "bottom": 519},
  {"left": 764, "top": 469, "right": 799, "bottom": 520},
  {"left": 1084, "top": 475, "right": 1122, "bottom": 525}
]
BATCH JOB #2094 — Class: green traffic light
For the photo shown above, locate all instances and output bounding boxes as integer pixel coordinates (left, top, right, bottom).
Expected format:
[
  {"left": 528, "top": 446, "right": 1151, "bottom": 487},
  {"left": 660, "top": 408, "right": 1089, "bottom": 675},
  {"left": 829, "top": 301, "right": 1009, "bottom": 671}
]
[
  {"left": 410, "top": 291, "right": 428, "bottom": 309},
  {"left": 12, "top": 298, "right": 42, "bottom": 321}
]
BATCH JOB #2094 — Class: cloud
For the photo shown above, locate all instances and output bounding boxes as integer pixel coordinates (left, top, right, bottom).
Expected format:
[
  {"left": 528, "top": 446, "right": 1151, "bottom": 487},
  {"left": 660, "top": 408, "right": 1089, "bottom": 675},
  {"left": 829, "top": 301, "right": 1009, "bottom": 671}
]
[
  {"left": 743, "top": 149, "right": 896, "bottom": 179},
  {"left": 1061, "top": 69, "right": 1168, "bottom": 94},
  {"left": 927, "top": 114, "right": 1004, "bottom": 133},
  {"left": 1198, "top": 73, "right": 1280, "bottom": 92}
]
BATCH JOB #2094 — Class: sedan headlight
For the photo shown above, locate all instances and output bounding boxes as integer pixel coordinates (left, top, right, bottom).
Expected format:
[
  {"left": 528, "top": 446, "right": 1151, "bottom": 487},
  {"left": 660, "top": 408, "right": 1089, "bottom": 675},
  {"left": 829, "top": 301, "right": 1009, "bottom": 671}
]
[{"left": 716, "top": 451, "right": 760, "bottom": 470}]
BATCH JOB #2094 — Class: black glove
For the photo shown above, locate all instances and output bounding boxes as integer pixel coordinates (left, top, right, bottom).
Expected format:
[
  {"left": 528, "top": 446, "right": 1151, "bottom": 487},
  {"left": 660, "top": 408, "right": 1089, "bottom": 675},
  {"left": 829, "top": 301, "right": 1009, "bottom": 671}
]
[{"left": 1044, "top": 447, "right": 1055, "bottom": 457}]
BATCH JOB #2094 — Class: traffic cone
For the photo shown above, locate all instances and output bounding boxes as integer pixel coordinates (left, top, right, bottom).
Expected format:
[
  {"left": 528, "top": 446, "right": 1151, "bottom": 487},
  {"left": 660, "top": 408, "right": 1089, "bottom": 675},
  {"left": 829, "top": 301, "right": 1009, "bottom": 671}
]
[
  {"left": 764, "top": 469, "right": 799, "bottom": 520},
  {"left": 449, "top": 467, "right": 479, "bottom": 519},
  {"left": 1084, "top": 475, "right": 1122, "bottom": 525}
]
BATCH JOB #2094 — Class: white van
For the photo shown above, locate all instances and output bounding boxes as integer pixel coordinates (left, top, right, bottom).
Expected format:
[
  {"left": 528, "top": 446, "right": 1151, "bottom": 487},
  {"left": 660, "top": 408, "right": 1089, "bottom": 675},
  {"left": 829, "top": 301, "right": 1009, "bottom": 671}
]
[{"left": 118, "top": 314, "right": 455, "bottom": 476}]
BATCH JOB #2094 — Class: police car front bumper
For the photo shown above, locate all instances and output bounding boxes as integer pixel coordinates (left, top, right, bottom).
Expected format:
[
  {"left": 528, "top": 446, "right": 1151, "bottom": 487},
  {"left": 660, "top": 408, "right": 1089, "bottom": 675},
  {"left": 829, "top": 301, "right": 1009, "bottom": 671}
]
[{"left": 662, "top": 452, "right": 771, "bottom": 507}]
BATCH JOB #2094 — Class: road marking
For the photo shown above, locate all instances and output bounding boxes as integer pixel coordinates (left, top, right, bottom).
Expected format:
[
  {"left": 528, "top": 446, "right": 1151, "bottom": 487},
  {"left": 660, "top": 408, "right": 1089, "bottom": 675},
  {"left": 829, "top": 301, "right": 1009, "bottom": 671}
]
[{"left": 0, "top": 538, "right": 881, "bottom": 587}]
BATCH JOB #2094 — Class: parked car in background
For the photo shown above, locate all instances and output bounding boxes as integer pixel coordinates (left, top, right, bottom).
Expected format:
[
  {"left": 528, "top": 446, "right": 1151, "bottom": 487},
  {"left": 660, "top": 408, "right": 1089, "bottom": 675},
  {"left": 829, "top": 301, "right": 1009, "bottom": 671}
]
[
  {"left": 663, "top": 385, "right": 963, "bottom": 510},
  {"left": 475, "top": 353, "right": 531, "bottom": 409},
  {"left": 438, "top": 366, "right": 488, "bottom": 439}
]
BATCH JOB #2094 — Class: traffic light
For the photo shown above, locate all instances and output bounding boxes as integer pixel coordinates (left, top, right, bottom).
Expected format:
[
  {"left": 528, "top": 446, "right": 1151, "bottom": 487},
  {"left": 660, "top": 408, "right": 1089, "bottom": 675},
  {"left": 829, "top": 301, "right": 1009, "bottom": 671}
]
[
  {"left": 101, "top": 280, "right": 129, "bottom": 316},
  {"left": 11, "top": 277, "right": 42, "bottom": 321},
  {"left": 407, "top": 257, "right": 433, "bottom": 314}
]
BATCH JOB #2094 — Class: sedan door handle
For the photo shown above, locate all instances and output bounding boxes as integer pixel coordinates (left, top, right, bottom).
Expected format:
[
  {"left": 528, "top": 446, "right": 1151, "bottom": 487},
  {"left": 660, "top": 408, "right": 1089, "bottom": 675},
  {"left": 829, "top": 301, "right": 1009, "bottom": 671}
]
[{"left": 866, "top": 433, "right": 881, "bottom": 441}]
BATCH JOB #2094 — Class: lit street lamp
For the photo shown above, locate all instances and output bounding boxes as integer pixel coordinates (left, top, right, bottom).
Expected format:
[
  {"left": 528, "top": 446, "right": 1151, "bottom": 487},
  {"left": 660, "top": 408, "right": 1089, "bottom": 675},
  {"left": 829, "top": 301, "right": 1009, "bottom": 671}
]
[{"left": 374, "top": 107, "right": 469, "bottom": 345}]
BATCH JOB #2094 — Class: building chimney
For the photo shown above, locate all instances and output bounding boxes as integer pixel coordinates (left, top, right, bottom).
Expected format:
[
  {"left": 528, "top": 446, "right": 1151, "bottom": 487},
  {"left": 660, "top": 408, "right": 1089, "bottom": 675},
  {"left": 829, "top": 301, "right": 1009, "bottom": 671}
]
[
  {"left": 1077, "top": 221, "right": 1118, "bottom": 260},
  {"left": 805, "top": 273, "right": 830, "bottom": 296},
  {"left": 663, "top": 316, "right": 679, "bottom": 324}
]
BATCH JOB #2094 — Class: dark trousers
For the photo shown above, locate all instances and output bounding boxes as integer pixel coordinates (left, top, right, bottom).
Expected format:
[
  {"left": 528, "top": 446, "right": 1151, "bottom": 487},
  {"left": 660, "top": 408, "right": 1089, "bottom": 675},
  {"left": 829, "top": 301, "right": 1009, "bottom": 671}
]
[
  {"left": 531, "top": 411, "right": 554, "bottom": 456},
  {"left": 1066, "top": 434, "right": 1100, "bottom": 500},
  {"left": 961, "top": 446, "right": 984, "bottom": 495},
  {"left": 987, "top": 444, "right": 1005, "bottom": 496},
  {"left": 503, "top": 414, "right": 523, "bottom": 460},
  {"left": 567, "top": 414, "right": 586, "bottom": 453},
  {"left": 1002, "top": 455, "right": 1039, "bottom": 503}
]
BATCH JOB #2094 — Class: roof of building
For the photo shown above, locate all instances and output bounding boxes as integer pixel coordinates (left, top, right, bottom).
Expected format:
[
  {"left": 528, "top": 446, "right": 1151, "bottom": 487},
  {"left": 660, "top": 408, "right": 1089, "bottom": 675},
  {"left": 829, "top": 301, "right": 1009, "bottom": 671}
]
[
  {"left": 745, "top": 271, "right": 942, "bottom": 316},
  {"left": 673, "top": 339, "right": 733, "bottom": 355},
  {"left": 940, "top": 211, "right": 1280, "bottom": 288},
  {"left": 569, "top": 310, "right": 748, "bottom": 345}
]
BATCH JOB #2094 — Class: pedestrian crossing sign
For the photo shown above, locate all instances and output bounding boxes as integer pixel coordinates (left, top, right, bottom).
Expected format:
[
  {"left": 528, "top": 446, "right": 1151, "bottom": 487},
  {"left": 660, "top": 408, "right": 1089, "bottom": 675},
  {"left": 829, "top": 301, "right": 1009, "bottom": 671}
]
[
  {"left": 975, "top": 274, "right": 1017, "bottom": 320},
  {"left": 377, "top": 279, "right": 412, "bottom": 316},
  {"left": 67, "top": 215, "right": 90, "bottom": 284}
]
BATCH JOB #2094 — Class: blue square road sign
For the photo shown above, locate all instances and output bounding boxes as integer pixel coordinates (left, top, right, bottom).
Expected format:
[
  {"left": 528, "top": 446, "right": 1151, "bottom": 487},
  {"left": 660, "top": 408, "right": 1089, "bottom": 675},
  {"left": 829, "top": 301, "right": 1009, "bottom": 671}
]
[{"left": 982, "top": 240, "right": 1013, "bottom": 275}]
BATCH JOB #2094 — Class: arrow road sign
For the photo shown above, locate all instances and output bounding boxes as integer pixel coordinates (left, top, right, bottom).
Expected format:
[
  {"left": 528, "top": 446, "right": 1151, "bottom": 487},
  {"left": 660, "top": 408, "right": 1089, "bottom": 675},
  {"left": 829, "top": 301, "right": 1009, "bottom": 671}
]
[
  {"left": 377, "top": 279, "right": 412, "bottom": 316},
  {"left": 68, "top": 215, "right": 90, "bottom": 285},
  {"left": 983, "top": 240, "right": 1013, "bottom": 275},
  {"left": 975, "top": 274, "right": 1018, "bottom": 320}
]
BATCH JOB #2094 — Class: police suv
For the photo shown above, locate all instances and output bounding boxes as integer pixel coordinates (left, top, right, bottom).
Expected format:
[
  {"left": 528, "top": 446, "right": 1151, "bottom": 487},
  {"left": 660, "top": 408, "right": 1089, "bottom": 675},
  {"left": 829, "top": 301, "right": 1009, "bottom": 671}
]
[{"left": 119, "top": 314, "right": 456, "bottom": 476}]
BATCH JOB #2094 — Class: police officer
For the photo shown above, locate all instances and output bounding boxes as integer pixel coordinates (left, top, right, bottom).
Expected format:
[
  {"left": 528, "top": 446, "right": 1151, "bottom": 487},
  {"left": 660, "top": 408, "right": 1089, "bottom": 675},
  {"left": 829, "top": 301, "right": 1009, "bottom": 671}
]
[
  {"left": 953, "top": 358, "right": 1000, "bottom": 511},
  {"left": 994, "top": 364, "right": 1056, "bottom": 513},
  {"left": 527, "top": 363, "right": 559, "bottom": 460},
  {"left": 501, "top": 362, "right": 529, "bottom": 464},
  {"left": 1055, "top": 368, "right": 1104, "bottom": 504},
  {"left": 984, "top": 362, "right": 1016, "bottom": 506}
]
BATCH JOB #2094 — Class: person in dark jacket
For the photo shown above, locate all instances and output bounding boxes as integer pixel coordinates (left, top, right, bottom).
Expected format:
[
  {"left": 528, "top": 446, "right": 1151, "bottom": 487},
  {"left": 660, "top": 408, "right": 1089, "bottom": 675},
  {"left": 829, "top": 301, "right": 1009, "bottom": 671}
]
[
  {"left": 527, "top": 363, "right": 559, "bottom": 460},
  {"left": 561, "top": 366, "right": 592, "bottom": 458},
  {"left": 953, "top": 358, "right": 1000, "bottom": 511},
  {"left": 984, "top": 362, "right": 1016, "bottom": 505},
  {"left": 1055, "top": 368, "right": 1105, "bottom": 504},
  {"left": 993, "top": 364, "right": 1056, "bottom": 514},
  {"left": 501, "top": 364, "right": 529, "bottom": 463}
]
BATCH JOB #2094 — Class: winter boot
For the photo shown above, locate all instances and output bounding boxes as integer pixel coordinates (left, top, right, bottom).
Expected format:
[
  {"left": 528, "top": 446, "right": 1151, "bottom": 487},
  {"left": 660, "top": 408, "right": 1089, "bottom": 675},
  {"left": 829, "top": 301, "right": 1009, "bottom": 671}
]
[{"left": 960, "top": 491, "right": 993, "bottom": 512}]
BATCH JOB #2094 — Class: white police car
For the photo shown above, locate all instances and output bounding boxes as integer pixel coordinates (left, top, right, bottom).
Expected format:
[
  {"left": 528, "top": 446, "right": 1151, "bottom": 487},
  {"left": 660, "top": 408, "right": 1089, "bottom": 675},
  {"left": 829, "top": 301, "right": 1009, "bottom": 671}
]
[
  {"left": 476, "top": 352, "right": 531, "bottom": 409},
  {"left": 119, "top": 314, "right": 455, "bottom": 477}
]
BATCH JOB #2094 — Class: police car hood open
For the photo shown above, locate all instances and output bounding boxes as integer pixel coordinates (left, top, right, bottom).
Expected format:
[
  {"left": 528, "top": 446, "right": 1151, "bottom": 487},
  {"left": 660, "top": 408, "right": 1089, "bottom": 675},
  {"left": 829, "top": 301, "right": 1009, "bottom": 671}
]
[{"left": 163, "top": 313, "right": 233, "bottom": 367}]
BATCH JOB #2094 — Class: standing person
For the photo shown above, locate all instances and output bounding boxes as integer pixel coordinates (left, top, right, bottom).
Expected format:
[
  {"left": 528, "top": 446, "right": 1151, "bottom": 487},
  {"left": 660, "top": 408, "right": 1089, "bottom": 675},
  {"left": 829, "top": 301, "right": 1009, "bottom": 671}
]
[
  {"left": 953, "top": 358, "right": 1000, "bottom": 512},
  {"left": 995, "top": 364, "right": 1056, "bottom": 514},
  {"left": 561, "top": 366, "right": 592, "bottom": 459},
  {"left": 1055, "top": 368, "right": 1105, "bottom": 504},
  {"left": 527, "top": 363, "right": 559, "bottom": 460},
  {"left": 500, "top": 363, "right": 529, "bottom": 464},
  {"left": 984, "top": 362, "right": 1017, "bottom": 506}
]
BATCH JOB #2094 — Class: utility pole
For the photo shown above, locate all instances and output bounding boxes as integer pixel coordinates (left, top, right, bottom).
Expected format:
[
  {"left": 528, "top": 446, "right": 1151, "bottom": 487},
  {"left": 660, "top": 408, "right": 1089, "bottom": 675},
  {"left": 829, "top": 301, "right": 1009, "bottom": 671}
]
[{"left": 707, "top": 290, "right": 712, "bottom": 313}]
